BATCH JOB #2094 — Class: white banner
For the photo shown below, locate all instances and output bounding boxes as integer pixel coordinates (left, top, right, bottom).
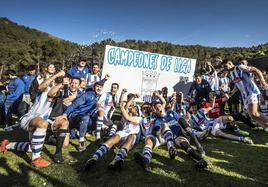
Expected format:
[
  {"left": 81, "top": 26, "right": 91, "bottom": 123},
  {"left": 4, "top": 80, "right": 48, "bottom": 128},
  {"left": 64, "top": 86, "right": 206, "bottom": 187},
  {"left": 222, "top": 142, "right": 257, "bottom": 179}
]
[{"left": 101, "top": 45, "right": 196, "bottom": 101}]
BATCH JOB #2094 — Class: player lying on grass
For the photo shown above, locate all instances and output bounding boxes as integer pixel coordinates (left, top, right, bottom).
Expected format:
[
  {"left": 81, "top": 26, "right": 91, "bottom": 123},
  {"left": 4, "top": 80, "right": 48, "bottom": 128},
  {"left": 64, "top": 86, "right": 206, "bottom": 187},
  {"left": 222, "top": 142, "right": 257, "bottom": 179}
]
[
  {"left": 134, "top": 92, "right": 208, "bottom": 172},
  {"left": 84, "top": 90, "right": 141, "bottom": 171},
  {"left": 188, "top": 96, "right": 253, "bottom": 144}
]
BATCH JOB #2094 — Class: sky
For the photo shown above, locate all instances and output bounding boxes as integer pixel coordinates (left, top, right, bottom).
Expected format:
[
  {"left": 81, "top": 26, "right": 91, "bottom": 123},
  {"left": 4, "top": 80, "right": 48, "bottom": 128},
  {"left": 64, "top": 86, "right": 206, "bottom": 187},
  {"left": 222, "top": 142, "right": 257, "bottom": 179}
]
[{"left": 0, "top": 0, "right": 267, "bottom": 47}]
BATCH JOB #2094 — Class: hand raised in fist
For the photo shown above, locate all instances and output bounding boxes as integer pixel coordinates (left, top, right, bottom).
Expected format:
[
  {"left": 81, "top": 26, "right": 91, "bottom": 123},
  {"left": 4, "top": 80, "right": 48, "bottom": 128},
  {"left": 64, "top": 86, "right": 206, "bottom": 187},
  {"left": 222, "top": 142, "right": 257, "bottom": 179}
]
[
  {"left": 122, "top": 88, "right": 127, "bottom": 94},
  {"left": 56, "top": 70, "right": 65, "bottom": 77},
  {"left": 134, "top": 93, "right": 140, "bottom": 98},
  {"left": 104, "top": 74, "right": 110, "bottom": 80}
]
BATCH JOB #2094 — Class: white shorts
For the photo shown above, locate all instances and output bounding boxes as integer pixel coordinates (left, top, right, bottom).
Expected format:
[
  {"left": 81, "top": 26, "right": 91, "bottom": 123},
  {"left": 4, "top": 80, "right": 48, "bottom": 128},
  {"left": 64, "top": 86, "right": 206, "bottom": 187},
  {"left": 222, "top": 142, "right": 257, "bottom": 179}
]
[
  {"left": 20, "top": 114, "right": 52, "bottom": 131},
  {"left": 116, "top": 134, "right": 137, "bottom": 148},
  {"left": 20, "top": 114, "right": 39, "bottom": 131},
  {"left": 146, "top": 135, "right": 165, "bottom": 149},
  {"left": 243, "top": 94, "right": 260, "bottom": 110},
  {"left": 116, "top": 124, "right": 140, "bottom": 139},
  {"left": 211, "top": 117, "right": 227, "bottom": 136}
]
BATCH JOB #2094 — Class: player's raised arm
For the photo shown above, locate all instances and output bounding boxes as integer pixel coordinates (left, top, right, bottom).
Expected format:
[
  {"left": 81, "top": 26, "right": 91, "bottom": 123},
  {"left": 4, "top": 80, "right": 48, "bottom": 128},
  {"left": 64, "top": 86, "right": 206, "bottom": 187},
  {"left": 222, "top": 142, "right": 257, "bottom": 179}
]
[
  {"left": 154, "top": 90, "right": 166, "bottom": 109},
  {"left": 169, "top": 93, "right": 176, "bottom": 111},
  {"left": 222, "top": 92, "right": 230, "bottom": 102},
  {"left": 119, "top": 88, "right": 127, "bottom": 108},
  {"left": 47, "top": 82, "right": 63, "bottom": 97},
  {"left": 203, "top": 94, "right": 216, "bottom": 113},
  {"left": 120, "top": 94, "right": 139, "bottom": 124},
  {"left": 39, "top": 70, "right": 65, "bottom": 92},
  {"left": 248, "top": 66, "right": 268, "bottom": 89}
]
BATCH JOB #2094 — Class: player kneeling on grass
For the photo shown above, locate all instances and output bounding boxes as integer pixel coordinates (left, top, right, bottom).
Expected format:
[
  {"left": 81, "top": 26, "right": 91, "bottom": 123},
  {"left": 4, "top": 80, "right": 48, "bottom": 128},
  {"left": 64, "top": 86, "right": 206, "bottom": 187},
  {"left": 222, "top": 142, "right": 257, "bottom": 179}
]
[
  {"left": 84, "top": 91, "right": 141, "bottom": 171},
  {"left": 45, "top": 76, "right": 82, "bottom": 163},
  {"left": 0, "top": 70, "right": 69, "bottom": 168}
]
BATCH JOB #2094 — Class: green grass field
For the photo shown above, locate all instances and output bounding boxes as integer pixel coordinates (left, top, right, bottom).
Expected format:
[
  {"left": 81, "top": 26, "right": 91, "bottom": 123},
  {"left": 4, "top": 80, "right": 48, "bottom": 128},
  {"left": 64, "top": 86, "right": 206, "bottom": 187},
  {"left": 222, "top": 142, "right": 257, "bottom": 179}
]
[{"left": 1, "top": 122, "right": 268, "bottom": 187}]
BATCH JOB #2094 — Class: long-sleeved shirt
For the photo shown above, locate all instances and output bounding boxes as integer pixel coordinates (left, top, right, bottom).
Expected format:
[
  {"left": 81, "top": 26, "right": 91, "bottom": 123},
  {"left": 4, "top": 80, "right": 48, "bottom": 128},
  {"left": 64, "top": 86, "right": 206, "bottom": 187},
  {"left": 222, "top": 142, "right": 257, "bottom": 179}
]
[
  {"left": 64, "top": 90, "right": 99, "bottom": 116},
  {"left": 187, "top": 79, "right": 211, "bottom": 102},
  {"left": 22, "top": 74, "right": 36, "bottom": 93},
  {"left": 6, "top": 78, "right": 25, "bottom": 103}
]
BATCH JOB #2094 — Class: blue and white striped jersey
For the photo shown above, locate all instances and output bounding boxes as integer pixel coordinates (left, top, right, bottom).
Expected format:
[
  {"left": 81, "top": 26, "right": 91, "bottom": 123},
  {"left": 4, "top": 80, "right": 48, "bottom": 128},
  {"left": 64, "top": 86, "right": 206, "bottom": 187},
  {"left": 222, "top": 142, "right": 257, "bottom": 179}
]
[
  {"left": 219, "top": 76, "right": 230, "bottom": 92},
  {"left": 143, "top": 95, "right": 152, "bottom": 103},
  {"left": 86, "top": 73, "right": 101, "bottom": 88},
  {"left": 121, "top": 116, "right": 141, "bottom": 134},
  {"left": 203, "top": 71, "right": 219, "bottom": 91},
  {"left": 189, "top": 108, "right": 212, "bottom": 131},
  {"left": 142, "top": 95, "right": 160, "bottom": 103},
  {"left": 99, "top": 92, "right": 118, "bottom": 119},
  {"left": 140, "top": 115, "right": 155, "bottom": 137},
  {"left": 174, "top": 102, "right": 189, "bottom": 118},
  {"left": 154, "top": 110, "right": 180, "bottom": 128},
  {"left": 229, "top": 65, "right": 261, "bottom": 101}
]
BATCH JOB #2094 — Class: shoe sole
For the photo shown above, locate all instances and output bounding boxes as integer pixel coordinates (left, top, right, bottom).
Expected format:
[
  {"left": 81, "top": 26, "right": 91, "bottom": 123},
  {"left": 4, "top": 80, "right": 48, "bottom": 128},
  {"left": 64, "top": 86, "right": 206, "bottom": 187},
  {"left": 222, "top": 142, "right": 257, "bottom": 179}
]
[
  {"left": 134, "top": 152, "right": 151, "bottom": 171},
  {"left": 84, "top": 159, "right": 97, "bottom": 171},
  {"left": 108, "top": 160, "right": 124, "bottom": 171},
  {"left": 0, "top": 140, "right": 10, "bottom": 154},
  {"left": 77, "top": 147, "right": 87, "bottom": 152},
  {"left": 246, "top": 141, "right": 254, "bottom": 145},
  {"left": 31, "top": 162, "right": 51, "bottom": 168},
  {"left": 53, "top": 158, "right": 65, "bottom": 164},
  {"left": 115, "top": 159, "right": 124, "bottom": 171},
  {"left": 134, "top": 152, "right": 144, "bottom": 167},
  {"left": 244, "top": 138, "right": 254, "bottom": 144},
  {"left": 169, "top": 147, "right": 176, "bottom": 160},
  {"left": 195, "top": 160, "right": 208, "bottom": 171}
]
